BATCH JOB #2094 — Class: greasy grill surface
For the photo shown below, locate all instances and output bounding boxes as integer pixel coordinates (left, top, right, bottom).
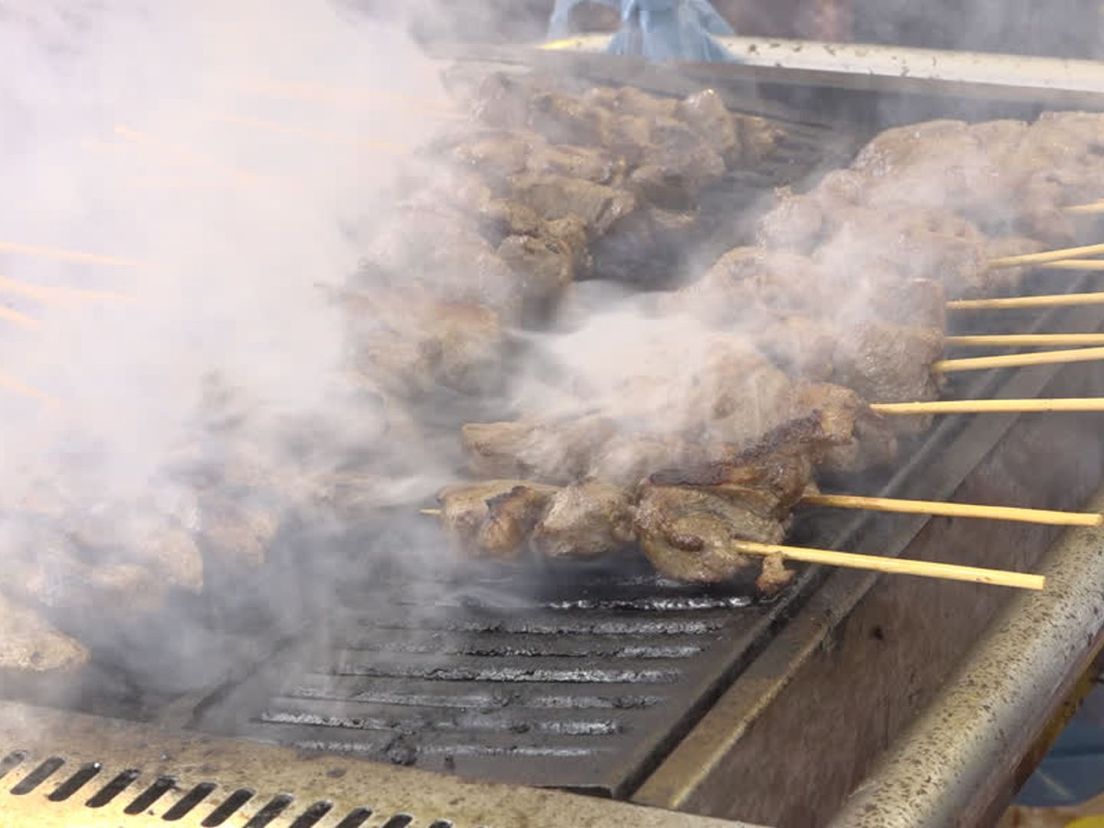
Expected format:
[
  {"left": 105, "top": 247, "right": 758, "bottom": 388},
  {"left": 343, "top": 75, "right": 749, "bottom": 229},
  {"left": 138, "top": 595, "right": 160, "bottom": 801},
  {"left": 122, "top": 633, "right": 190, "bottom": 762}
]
[{"left": 196, "top": 562, "right": 782, "bottom": 796}]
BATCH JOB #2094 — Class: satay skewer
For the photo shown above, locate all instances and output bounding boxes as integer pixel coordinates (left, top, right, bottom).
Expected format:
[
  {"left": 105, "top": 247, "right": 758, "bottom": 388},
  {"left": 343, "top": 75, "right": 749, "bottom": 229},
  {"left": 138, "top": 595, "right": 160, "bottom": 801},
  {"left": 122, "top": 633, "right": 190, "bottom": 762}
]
[
  {"left": 870, "top": 398, "right": 1104, "bottom": 415},
  {"left": 420, "top": 509, "right": 1046, "bottom": 588},
  {"left": 947, "top": 333, "right": 1104, "bottom": 348},
  {"left": 731, "top": 541, "right": 1044, "bottom": 591},
  {"left": 989, "top": 242, "right": 1104, "bottom": 269},
  {"left": 0, "top": 275, "right": 134, "bottom": 305},
  {"left": 0, "top": 241, "right": 146, "bottom": 268},
  {"left": 424, "top": 494, "right": 1101, "bottom": 528},
  {"left": 800, "top": 494, "right": 1100, "bottom": 527},
  {"left": 0, "top": 306, "right": 43, "bottom": 329},
  {"left": 1062, "top": 201, "right": 1104, "bottom": 215},
  {"left": 948, "top": 292, "right": 1104, "bottom": 310},
  {"left": 932, "top": 345, "right": 1104, "bottom": 373},
  {"left": 1036, "top": 259, "right": 1104, "bottom": 270},
  {"left": 0, "top": 372, "right": 59, "bottom": 406}
]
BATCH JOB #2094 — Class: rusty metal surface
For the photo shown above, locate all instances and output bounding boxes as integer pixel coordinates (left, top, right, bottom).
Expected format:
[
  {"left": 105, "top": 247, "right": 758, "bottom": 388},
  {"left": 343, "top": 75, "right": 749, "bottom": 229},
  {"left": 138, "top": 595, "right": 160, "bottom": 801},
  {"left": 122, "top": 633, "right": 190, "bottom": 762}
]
[
  {"left": 829, "top": 486, "right": 1104, "bottom": 828},
  {"left": 0, "top": 701, "right": 749, "bottom": 827}
]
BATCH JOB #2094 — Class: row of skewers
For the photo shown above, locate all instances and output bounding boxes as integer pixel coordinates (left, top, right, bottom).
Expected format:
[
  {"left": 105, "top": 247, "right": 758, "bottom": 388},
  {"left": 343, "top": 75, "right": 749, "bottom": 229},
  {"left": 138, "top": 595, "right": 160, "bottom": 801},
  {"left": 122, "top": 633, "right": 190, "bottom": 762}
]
[
  {"left": 414, "top": 106, "right": 1104, "bottom": 594},
  {"left": 9, "top": 78, "right": 1104, "bottom": 674}
]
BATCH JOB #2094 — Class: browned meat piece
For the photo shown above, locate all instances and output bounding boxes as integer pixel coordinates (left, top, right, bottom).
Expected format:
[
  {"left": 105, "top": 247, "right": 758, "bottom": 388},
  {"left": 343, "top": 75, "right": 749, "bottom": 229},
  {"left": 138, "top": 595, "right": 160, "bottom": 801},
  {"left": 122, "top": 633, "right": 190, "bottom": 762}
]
[
  {"left": 361, "top": 207, "right": 522, "bottom": 318},
  {"left": 200, "top": 499, "right": 280, "bottom": 569},
  {"left": 497, "top": 232, "right": 578, "bottom": 313},
  {"left": 606, "top": 86, "right": 681, "bottom": 120},
  {"left": 634, "top": 485, "right": 773, "bottom": 583},
  {"left": 755, "top": 554, "right": 795, "bottom": 596},
  {"left": 0, "top": 593, "right": 88, "bottom": 673},
  {"left": 345, "top": 288, "right": 507, "bottom": 397},
  {"left": 589, "top": 434, "right": 711, "bottom": 487},
  {"left": 850, "top": 120, "right": 976, "bottom": 180},
  {"left": 527, "top": 141, "right": 624, "bottom": 185},
  {"left": 814, "top": 205, "right": 991, "bottom": 300},
  {"left": 11, "top": 529, "right": 171, "bottom": 616},
  {"left": 736, "top": 115, "right": 786, "bottom": 165},
  {"left": 666, "top": 247, "right": 828, "bottom": 324},
  {"left": 509, "top": 174, "right": 637, "bottom": 237},
  {"left": 437, "top": 479, "right": 557, "bottom": 560},
  {"left": 678, "top": 89, "right": 741, "bottom": 164},
  {"left": 462, "top": 415, "right": 617, "bottom": 485},
  {"left": 642, "top": 118, "right": 726, "bottom": 191},
  {"left": 531, "top": 481, "right": 635, "bottom": 559},
  {"left": 754, "top": 314, "right": 837, "bottom": 381},
  {"left": 755, "top": 189, "right": 825, "bottom": 253},
  {"left": 832, "top": 324, "right": 943, "bottom": 434},
  {"left": 134, "top": 526, "right": 204, "bottom": 593},
  {"left": 448, "top": 130, "right": 532, "bottom": 182},
  {"left": 588, "top": 206, "right": 697, "bottom": 286},
  {"left": 527, "top": 89, "right": 613, "bottom": 146},
  {"left": 867, "top": 278, "right": 946, "bottom": 331},
  {"left": 792, "top": 382, "right": 898, "bottom": 473}
]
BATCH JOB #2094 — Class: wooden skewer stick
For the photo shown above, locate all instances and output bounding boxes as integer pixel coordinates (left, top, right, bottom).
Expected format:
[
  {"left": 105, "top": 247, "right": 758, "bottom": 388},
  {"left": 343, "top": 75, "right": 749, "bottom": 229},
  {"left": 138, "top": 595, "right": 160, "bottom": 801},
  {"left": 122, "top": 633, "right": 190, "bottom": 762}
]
[
  {"left": 426, "top": 497, "right": 1097, "bottom": 527},
  {"left": 0, "top": 372, "right": 59, "bottom": 406},
  {"left": 1063, "top": 201, "right": 1104, "bottom": 215},
  {"left": 947, "top": 333, "right": 1104, "bottom": 348},
  {"left": 989, "top": 242, "right": 1104, "bottom": 269},
  {"left": 870, "top": 398, "right": 1104, "bottom": 415},
  {"left": 0, "top": 241, "right": 146, "bottom": 269},
  {"left": 948, "top": 292, "right": 1104, "bottom": 311},
  {"left": 212, "top": 114, "right": 405, "bottom": 153},
  {"left": 0, "top": 306, "right": 43, "bottom": 329},
  {"left": 731, "top": 540, "right": 1044, "bottom": 590},
  {"left": 801, "top": 494, "right": 1100, "bottom": 527},
  {"left": 1036, "top": 259, "right": 1104, "bottom": 270},
  {"left": 0, "top": 275, "right": 134, "bottom": 305},
  {"left": 932, "top": 345, "right": 1104, "bottom": 373}
]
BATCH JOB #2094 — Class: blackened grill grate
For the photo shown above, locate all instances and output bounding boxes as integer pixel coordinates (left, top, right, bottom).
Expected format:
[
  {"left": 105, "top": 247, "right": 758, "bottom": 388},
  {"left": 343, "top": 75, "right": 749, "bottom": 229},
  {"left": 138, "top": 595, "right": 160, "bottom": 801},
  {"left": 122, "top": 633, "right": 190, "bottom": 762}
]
[{"left": 196, "top": 561, "right": 784, "bottom": 797}]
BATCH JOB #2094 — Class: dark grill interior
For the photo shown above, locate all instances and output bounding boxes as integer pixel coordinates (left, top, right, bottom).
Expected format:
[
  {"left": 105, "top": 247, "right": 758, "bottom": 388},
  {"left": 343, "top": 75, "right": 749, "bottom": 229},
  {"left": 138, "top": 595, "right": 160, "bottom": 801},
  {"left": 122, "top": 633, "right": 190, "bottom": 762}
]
[{"left": 199, "top": 562, "right": 780, "bottom": 796}]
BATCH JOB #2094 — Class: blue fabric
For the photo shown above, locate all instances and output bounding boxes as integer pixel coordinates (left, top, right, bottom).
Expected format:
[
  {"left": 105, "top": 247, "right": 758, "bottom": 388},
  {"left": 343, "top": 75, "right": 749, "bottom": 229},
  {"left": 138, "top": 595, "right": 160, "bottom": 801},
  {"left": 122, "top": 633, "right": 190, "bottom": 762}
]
[
  {"left": 1016, "top": 684, "right": 1104, "bottom": 807},
  {"left": 547, "top": 0, "right": 735, "bottom": 62}
]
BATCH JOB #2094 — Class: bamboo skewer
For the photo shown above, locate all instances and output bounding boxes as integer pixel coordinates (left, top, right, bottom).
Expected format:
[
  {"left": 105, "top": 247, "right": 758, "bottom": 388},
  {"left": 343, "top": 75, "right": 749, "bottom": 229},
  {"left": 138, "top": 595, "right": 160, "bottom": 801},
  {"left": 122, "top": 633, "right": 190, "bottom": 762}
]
[
  {"left": 0, "top": 241, "right": 146, "bottom": 269},
  {"left": 0, "top": 372, "right": 58, "bottom": 406},
  {"left": 731, "top": 540, "right": 1044, "bottom": 590},
  {"left": 420, "top": 508, "right": 1045, "bottom": 587},
  {"left": 870, "top": 398, "right": 1104, "bottom": 415},
  {"left": 1036, "top": 259, "right": 1104, "bottom": 270},
  {"left": 947, "top": 333, "right": 1104, "bottom": 348},
  {"left": 932, "top": 345, "right": 1104, "bottom": 373},
  {"left": 1063, "top": 201, "right": 1104, "bottom": 215},
  {"left": 801, "top": 494, "right": 1100, "bottom": 527},
  {"left": 0, "top": 306, "right": 43, "bottom": 329},
  {"left": 426, "top": 494, "right": 1100, "bottom": 526},
  {"left": 0, "top": 275, "right": 134, "bottom": 305},
  {"left": 988, "top": 242, "right": 1104, "bottom": 269},
  {"left": 948, "top": 292, "right": 1104, "bottom": 310}
]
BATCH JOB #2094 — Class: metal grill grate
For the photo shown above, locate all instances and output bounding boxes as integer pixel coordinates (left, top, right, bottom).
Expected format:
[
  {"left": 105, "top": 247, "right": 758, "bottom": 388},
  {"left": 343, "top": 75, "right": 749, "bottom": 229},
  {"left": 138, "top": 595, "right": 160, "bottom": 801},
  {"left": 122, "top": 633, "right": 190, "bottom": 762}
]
[{"left": 197, "top": 560, "right": 783, "bottom": 797}]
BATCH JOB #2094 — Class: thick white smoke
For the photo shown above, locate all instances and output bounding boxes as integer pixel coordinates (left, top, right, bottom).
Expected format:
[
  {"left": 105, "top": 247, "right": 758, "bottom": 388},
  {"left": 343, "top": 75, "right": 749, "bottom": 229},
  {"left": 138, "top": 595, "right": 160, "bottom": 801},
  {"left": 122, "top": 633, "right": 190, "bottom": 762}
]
[{"left": 0, "top": 1, "right": 451, "bottom": 521}]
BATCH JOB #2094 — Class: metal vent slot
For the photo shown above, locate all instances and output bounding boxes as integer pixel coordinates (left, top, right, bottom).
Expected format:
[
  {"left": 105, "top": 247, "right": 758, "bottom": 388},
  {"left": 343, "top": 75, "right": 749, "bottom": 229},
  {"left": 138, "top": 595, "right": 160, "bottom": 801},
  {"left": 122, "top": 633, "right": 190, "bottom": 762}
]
[
  {"left": 378, "top": 816, "right": 413, "bottom": 828},
  {"left": 287, "top": 800, "right": 332, "bottom": 827},
  {"left": 124, "top": 775, "right": 176, "bottom": 815},
  {"left": 160, "top": 781, "right": 216, "bottom": 821},
  {"left": 48, "top": 761, "right": 101, "bottom": 801},
  {"left": 427, "top": 822, "right": 453, "bottom": 828},
  {"left": 86, "top": 768, "right": 140, "bottom": 808},
  {"left": 200, "top": 787, "right": 253, "bottom": 826},
  {"left": 242, "top": 792, "right": 294, "bottom": 827},
  {"left": 10, "top": 756, "right": 65, "bottom": 794},
  {"left": 332, "top": 807, "right": 374, "bottom": 828},
  {"left": 0, "top": 751, "right": 25, "bottom": 782}
]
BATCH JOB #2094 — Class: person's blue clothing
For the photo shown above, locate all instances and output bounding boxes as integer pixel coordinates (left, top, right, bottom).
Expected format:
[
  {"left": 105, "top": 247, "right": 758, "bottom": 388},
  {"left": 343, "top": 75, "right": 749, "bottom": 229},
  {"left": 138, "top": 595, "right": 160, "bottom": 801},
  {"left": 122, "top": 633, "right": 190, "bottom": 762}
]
[{"left": 547, "top": 0, "right": 735, "bottom": 62}]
